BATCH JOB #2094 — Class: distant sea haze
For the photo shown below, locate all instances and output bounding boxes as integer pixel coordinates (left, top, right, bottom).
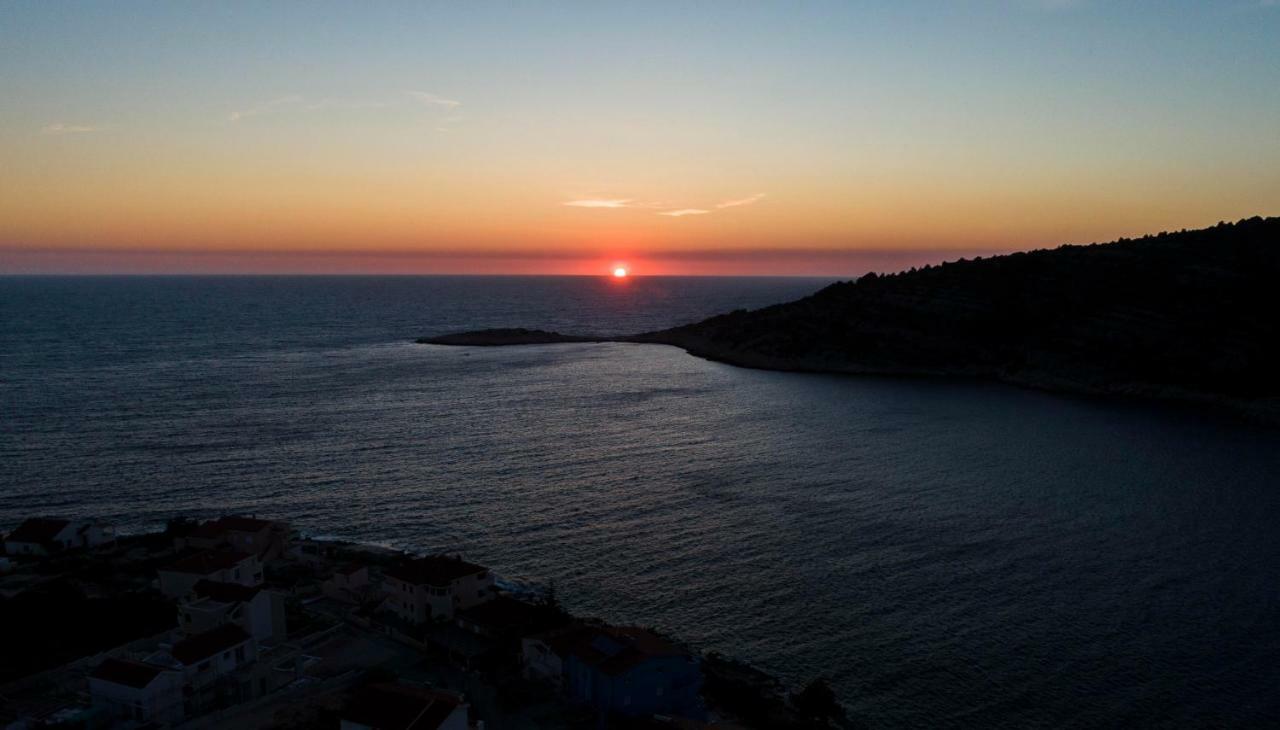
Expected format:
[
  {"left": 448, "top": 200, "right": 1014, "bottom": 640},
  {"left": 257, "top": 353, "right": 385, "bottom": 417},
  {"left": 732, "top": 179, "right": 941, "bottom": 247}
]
[{"left": 3, "top": 275, "right": 1279, "bottom": 727}]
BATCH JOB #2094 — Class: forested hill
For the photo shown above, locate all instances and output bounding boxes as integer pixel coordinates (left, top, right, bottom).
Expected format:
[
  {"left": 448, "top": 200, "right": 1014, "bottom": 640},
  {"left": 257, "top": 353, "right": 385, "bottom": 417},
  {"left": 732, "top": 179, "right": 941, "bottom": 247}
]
[{"left": 637, "top": 217, "right": 1280, "bottom": 417}]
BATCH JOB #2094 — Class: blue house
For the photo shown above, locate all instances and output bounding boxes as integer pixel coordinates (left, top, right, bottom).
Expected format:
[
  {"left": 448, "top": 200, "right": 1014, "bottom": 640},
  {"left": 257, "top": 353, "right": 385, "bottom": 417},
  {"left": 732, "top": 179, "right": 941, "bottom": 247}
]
[{"left": 523, "top": 624, "right": 705, "bottom": 721}]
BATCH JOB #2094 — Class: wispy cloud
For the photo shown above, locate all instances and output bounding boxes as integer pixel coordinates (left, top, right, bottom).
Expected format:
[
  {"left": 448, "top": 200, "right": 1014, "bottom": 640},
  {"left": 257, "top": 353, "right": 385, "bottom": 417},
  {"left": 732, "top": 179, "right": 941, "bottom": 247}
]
[
  {"left": 304, "top": 98, "right": 391, "bottom": 112},
  {"left": 564, "top": 199, "right": 635, "bottom": 209},
  {"left": 563, "top": 192, "right": 766, "bottom": 218},
  {"left": 407, "top": 91, "right": 462, "bottom": 109},
  {"left": 228, "top": 94, "right": 303, "bottom": 122},
  {"left": 715, "top": 193, "right": 766, "bottom": 209},
  {"left": 41, "top": 122, "right": 98, "bottom": 135}
]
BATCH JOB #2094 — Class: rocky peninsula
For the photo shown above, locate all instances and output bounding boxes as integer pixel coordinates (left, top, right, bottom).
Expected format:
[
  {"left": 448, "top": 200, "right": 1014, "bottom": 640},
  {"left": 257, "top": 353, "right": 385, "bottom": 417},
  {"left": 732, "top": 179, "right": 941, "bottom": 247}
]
[{"left": 420, "top": 217, "right": 1280, "bottom": 422}]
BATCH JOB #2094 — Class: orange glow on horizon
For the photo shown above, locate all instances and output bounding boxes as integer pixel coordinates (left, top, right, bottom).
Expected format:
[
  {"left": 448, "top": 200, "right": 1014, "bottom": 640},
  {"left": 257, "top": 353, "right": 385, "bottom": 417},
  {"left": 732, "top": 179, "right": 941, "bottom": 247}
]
[{"left": 613, "top": 265, "right": 629, "bottom": 278}]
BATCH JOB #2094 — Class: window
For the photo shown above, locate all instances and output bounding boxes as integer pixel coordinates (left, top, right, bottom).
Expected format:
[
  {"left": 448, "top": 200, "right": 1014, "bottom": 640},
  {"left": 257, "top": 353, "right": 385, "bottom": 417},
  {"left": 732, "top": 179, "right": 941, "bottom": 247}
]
[
  {"left": 198, "top": 661, "right": 211, "bottom": 671},
  {"left": 222, "top": 651, "right": 230, "bottom": 660},
  {"left": 235, "top": 645, "right": 245, "bottom": 662}
]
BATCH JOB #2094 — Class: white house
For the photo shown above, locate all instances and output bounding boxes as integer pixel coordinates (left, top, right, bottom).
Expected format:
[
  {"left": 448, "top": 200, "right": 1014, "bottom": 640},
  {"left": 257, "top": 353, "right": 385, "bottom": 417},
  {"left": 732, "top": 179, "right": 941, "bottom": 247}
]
[
  {"left": 157, "top": 623, "right": 259, "bottom": 716},
  {"left": 522, "top": 632, "right": 568, "bottom": 688},
  {"left": 157, "top": 550, "right": 262, "bottom": 599},
  {"left": 88, "top": 658, "right": 185, "bottom": 727},
  {"left": 4, "top": 517, "right": 112, "bottom": 556},
  {"left": 322, "top": 563, "right": 372, "bottom": 605},
  {"left": 383, "top": 555, "right": 495, "bottom": 624},
  {"left": 179, "top": 579, "right": 286, "bottom": 644}
]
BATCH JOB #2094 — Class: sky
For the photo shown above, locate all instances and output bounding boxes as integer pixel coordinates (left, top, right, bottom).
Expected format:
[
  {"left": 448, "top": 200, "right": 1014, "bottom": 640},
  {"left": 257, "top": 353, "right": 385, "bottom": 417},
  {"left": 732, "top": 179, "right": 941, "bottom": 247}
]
[{"left": 2, "top": 1, "right": 1278, "bottom": 275}]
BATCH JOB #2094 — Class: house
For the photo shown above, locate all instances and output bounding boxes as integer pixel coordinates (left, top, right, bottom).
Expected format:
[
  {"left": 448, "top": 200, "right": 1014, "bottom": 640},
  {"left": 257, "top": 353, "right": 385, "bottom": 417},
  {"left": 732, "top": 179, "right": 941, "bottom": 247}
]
[
  {"left": 179, "top": 579, "right": 287, "bottom": 644},
  {"left": 523, "top": 624, "right": 704, "bottom": 720},
  {"left": 177, "top": 516, "right": 289, "bottom": 562},
  {"left": 158, "top": 550, "right": 262, "bottom": 599},
  {"left": 89, "top": 657, "right": 185, "bottom": 727},
  {"left": 323, "top": 563, "right": 372, "bottom": 604},
  {"left": 455, "top": 595, "right": 567, "bottom": 641},
  {"left": 4, "top": 517, "right": 112, "bottom": 556},
  {"left": 160, "top": 624, "right": 260, "bottom": 716},
  {"left": 383, "top": 555, "right": 495, "bottom": 624},
  {"left": 340, "top": 683, "right": 469, "bottom": 730}
]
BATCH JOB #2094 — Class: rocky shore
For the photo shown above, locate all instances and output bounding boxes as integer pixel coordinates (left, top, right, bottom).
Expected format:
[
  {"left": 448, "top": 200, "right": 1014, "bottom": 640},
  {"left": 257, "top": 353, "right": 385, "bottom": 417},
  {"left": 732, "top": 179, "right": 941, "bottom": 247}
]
[{"left": 419, "top": 217, "right": 1280, "bottom": 424}]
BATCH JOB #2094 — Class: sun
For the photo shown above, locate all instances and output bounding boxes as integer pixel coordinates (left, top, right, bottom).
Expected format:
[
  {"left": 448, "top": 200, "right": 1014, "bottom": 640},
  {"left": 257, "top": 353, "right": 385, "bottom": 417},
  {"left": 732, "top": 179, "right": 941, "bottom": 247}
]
[{"left": 612, "top": 266, "right": 629, "bottom": 278}]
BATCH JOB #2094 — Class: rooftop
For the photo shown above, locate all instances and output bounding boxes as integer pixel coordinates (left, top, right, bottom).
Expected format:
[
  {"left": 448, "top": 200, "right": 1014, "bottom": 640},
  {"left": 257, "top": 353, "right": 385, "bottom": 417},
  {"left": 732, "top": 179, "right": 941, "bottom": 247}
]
[
  {"left": 333, "top": 562, "right": 366, "bottom": 577},
  {"left": 456, "top": 595, "right": 562, "bottom": 635},
  {"left": 538, "top": 624, "right": 690, "bottom": 676},
  {"left": 191, "top": 579, "right": 262, "bottom": 603},
  {"left": 164, "top": 549, "right": 254, "bottom": 575},
  {"left": 191, "top": 515, "right": 276, "bottom": 539},
  {"left": 89, "top": 658, "right": 171, "bottom": 689},
  {"left": 343, "top": 683, "right": 464, "bottom": 730},
  {"left": 385, "top": 555, "right": 487, "bottom": 587},
  {"left": 6, "top": 517, "right": 70, "bottom": 544},
  {"left": 171, "top": 624, "right": 251, "bottom": 665}
]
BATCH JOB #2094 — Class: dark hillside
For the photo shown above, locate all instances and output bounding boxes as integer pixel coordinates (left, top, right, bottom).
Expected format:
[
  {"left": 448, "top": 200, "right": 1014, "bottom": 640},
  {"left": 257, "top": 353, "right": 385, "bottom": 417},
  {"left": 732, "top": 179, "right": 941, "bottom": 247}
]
[{"left": 638, "top": 217, "right": 1279, "bottom": 415}]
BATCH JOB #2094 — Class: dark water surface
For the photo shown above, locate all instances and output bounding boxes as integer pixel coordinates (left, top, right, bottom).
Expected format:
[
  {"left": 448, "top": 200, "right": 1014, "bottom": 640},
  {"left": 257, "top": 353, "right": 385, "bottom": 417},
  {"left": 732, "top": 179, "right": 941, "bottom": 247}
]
[{"left": 3, "top": 276, "right": 1278, "bottom": 727}]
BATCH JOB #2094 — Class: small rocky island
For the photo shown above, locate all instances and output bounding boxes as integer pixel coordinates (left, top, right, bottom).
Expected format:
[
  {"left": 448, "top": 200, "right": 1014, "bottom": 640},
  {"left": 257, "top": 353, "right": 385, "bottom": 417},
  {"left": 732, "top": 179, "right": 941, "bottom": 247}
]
[{"left": 420, "top": 217, "right": 1280, "bottom": 422}]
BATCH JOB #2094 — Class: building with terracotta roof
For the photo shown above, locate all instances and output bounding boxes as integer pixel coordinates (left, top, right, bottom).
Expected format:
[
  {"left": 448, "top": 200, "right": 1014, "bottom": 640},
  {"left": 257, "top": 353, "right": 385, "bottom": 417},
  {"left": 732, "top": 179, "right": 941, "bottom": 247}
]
[
  {"left": 455, "top": 595, "right": 568, "bottom": 641},
  {"left": 384, "top": 555, "right": 495, "bottom": 624},
  {"left": 177, "top": 515, "right": 290, "bottom": 561},
  {"left": 523, "top": 624, "right": 704, "bottom": 720},
  {"left": 157, "top": 549, "right": 262, "bottom": 598},
  {"left": 323, "top": 563, "right": 373, "bottom": 605},
  {"left": 170, "top": 623, "right": 256, "bottom": 667},
  {"left": 179, "top": 579, "right": 287, "bottom": 644},
  {"left": 88, "top": 657, "right": 184, "bottom": 726},
  {"left": 340, "top": 683, "right": 469, "bottom": 730},
  {"left": 4, "top": 517, "right": 112, "bottom": 556},
  {"left": 151, "top": 623, "right": 262, "bottom": 715}
]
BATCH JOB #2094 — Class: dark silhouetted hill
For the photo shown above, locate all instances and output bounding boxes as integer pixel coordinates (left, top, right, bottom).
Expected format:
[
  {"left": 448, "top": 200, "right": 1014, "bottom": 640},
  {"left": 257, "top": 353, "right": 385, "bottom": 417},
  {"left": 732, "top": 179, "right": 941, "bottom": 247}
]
[
  {"left": 421, "top": 217, "right": 1279, "bottom": 420},
  {"left": 635, "top": 216, "right": 1279, "bottom": 418}
]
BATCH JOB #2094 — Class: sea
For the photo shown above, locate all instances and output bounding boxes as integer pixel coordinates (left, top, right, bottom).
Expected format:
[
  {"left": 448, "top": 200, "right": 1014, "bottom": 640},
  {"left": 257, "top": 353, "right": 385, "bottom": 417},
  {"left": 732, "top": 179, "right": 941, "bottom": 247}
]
[{"left": 2, "top": 275, "right": 1278, "bottom": 728}]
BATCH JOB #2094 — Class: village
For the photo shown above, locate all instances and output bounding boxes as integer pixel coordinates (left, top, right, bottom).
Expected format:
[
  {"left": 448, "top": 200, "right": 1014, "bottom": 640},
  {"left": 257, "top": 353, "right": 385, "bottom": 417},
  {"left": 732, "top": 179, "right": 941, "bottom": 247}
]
[{"left": 0, "top": 516, "right": 850, "bottom": 730}]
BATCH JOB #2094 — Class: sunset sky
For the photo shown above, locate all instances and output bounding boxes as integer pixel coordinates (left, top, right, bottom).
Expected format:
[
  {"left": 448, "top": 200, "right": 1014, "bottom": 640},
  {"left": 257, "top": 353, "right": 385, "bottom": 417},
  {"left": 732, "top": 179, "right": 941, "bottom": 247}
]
[{"left": 2, "top": 1, "right": 1278, "bottom": 275}]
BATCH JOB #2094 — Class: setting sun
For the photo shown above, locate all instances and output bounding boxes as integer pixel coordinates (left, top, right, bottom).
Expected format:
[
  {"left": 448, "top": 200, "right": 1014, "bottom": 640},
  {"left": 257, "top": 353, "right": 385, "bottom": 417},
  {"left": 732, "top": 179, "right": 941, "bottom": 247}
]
[{"left": 613, "top": 266, "right": 629, "bottom": 278}]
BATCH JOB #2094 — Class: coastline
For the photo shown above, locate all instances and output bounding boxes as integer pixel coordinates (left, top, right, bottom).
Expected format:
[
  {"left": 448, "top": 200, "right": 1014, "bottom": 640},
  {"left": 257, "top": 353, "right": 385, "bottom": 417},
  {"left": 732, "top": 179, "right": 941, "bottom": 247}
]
[
  {"left": 416, "top": 331, "right": 1280, "bottom": 426},
  {"left": 0, "top": 520, "right": 853, "bottom": 730}
]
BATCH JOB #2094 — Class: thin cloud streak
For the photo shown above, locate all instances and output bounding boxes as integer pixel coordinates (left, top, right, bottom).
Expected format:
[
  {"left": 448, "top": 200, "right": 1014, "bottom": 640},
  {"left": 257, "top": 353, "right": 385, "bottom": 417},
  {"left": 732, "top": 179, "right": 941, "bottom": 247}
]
[
  {"left": 716, "top": 193, "right": 766, "bottom": 209},
  {"left": 40, "top": 123, "right": 98, "bottom": 135},
  {"left": 564, "top": 193, "right": 766, "bottom": 217},
  {"left": 305, "top": 98, "right": 392, "bottom": 111},
  {"left": 564, "top": 199, "right": 634, "bottom": 208},
  {"left": 228, "top": 95, "right": 303, "bottom": 122},
  {"left": 0, "top": 244, "right": 1020, "bottom": 276},
  {"left": 407, "top": 91, "right": 462, "bottom": 109}
]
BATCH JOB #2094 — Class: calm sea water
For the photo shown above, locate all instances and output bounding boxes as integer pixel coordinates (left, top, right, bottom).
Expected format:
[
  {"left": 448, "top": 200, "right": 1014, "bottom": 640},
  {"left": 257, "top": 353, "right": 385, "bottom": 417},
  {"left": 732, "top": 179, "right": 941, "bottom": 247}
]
[{"left": 3, "top": 276, "right": 1279, "bottom": 727}]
